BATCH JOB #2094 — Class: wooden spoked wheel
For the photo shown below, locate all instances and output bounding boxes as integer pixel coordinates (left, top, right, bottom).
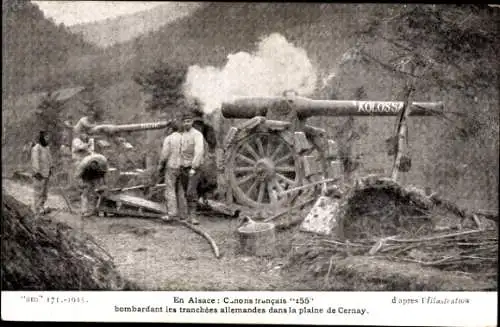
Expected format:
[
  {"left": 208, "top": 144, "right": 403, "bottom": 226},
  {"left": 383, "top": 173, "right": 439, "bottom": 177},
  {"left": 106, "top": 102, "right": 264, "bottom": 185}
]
[{"left": 228, "top": 131, "right": 303, "bottom": 208}]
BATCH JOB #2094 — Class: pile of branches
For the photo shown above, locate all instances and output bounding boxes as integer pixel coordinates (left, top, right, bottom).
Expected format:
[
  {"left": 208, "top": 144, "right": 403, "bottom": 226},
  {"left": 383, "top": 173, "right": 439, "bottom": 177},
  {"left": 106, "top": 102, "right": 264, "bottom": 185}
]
[
  {"left": 1, "top": 191, "right": 138, "bottom": 290},
  {"left": 336, "top": 177, "right": 497, "bottom": 272},
  {"left": 299, "top": 228, "right": 497, "bottom": 274},
  {"left": 286, "top": 176, "right": 497, "bottom": 290}
]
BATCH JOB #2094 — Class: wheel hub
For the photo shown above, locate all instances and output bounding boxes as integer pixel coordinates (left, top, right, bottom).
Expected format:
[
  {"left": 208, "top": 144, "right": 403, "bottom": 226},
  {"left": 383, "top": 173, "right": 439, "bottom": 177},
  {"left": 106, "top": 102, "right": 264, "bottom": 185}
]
[{"left": 254, "top": 157, "right": 275, "bottom": 180}]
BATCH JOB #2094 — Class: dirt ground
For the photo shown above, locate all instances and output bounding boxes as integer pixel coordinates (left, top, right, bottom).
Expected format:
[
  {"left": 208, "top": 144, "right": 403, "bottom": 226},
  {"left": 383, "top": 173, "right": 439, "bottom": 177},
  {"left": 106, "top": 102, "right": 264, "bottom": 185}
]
[{"left": 2, "top": 178, "right": 308, "bottom": 291}]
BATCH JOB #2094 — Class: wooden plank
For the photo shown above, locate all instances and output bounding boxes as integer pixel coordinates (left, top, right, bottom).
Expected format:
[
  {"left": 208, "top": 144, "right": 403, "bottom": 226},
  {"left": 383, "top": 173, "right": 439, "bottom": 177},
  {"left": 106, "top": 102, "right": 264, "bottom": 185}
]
[
  {"left": 276, "top": 178, "right": 339, "bottom": 196},
  {"left": 106, "top": 183, "right": 165, "bottom": 193},
  {"left": 105, "top": 194, "right": 166, "bottom": 214},
  {"left": 98, "top": 207, "right": 163, "bottom": 219}
]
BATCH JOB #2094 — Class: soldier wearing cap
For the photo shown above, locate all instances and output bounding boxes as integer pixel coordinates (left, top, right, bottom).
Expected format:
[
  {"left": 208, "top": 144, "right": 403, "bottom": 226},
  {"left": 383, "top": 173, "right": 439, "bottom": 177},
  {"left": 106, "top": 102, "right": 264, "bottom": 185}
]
[
  {"left": 158, "top": 112, "right": 205, "bottom": 224},
  {"left": 31, "top": 130, "right": 54, "bottom": 216}
]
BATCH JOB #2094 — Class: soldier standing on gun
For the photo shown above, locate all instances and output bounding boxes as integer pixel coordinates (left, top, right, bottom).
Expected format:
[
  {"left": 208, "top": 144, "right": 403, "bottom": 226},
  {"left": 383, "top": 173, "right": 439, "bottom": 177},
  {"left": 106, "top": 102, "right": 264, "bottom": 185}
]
[
  {"left": 73, "top": 106, "right": 101, "bottom": 136},
  {"left": 31, "top": 130, "right": 54, "bottom": 216},
  {"left": 159, "top": 112, "right": 205, "bottom": 225}
]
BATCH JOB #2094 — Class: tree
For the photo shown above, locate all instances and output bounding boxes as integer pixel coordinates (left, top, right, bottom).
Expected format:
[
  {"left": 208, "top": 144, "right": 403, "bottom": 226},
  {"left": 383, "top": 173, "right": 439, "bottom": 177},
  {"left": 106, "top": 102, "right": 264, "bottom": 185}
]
[
  {"left": 133, "top": 62, "right": 194, "bottom": 115},
  {"left": 35, "top": 91, "right": 65, "bottom": 152},
  {"left": 133, "top": 62, "right": 191, "bottom": 169},
  {"left": 347, "top": 4, "right": 499, "bottom": 206}
]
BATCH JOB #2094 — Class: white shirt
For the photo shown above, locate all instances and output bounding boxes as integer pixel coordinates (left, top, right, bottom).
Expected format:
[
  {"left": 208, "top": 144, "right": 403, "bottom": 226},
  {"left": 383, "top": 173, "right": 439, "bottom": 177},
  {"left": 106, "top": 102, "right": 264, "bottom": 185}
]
[
  {"left": 31, "top": 144, "right": 53, "bottom": 178},
  {"left": 160, "top": 128, "right": 205, "bottom": 169}
]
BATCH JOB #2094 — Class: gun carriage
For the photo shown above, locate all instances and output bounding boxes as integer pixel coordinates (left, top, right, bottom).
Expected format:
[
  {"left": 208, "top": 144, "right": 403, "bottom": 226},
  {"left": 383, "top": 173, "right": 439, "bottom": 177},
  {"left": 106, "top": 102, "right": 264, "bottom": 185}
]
[{"left": 218, "top": 94, "right": 443, "bottom": 208}]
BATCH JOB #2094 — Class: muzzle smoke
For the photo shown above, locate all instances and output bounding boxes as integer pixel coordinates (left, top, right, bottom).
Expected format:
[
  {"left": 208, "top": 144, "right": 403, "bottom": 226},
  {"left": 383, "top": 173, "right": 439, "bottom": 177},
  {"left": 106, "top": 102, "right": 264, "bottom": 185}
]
[{"left": 183, "top": 33, "right": 318, "bottom": 115}]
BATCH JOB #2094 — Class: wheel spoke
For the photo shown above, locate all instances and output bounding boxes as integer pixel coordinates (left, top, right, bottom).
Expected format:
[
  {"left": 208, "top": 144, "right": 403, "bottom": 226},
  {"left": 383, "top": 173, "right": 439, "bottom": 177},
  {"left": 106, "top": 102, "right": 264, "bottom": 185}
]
[
  {"left": 257, "top": 182, "right": 265, "bottom": 203},
  {"left": 234, "top": 166, "right": 255, "bottom": 173},
  {"left": 276, "top": 173, "right": 295, "bottom": 186},
  {"left": 270, "top": 143, "right": 284, "bottom": 160},
  {"left": 265, "top": 135, "right": 272, "bottom": 156},
  {"left": 245, "top": 179, "right": 259, "bottom": 198},
  {"left": 275, "top": 165, "right": 296, "bottom": 173},
  {"left": 275, "top": 152, "right": 293, "bottom": 165},
  {"left": 272, "top": 178, "right": 285, "bottom": 194},
  {"left": 268, "top": 183, "right": 278, "bottom": 204},
  {"left": 243, "top": 143, "right": 260, "bottom": 160},
  {"left": 236, "top": 153, "right": 256, "bottom": 166},
  {"left": 237, "top": 173, "right": 257, "bottom": 186},
  {"left": 255, "top": 137, "right": 265, "bottom": 157}
]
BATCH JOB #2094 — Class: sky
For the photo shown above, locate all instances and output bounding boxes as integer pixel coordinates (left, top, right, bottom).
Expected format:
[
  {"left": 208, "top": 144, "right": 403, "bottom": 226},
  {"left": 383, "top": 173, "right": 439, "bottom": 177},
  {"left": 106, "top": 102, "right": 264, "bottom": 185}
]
[
  {"left": 33, "top": 1, "right": 170, "bottom": 26},
  {"left": 33, "top": 2, "right": 500, "bottom": 27}
]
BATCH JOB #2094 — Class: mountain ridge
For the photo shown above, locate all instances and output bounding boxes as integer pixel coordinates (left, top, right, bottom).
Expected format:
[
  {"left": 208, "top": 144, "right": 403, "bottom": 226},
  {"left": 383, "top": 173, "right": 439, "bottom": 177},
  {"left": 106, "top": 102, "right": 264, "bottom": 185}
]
[{"left": 68, "top": 2, "right": 203, "bottom": 48}]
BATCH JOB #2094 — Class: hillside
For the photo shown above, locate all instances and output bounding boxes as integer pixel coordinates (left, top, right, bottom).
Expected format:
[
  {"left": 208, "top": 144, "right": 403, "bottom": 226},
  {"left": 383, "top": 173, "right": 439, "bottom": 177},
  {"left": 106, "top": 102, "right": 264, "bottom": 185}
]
[
  {"left": 2, "top": 0, "right": 100, "bottom": 96},
  {"left": 68, "top": 2, "right": 202, "bottom": 48},
  {"left": 103, "top": 3, "right": 369, "bottom": 71}
]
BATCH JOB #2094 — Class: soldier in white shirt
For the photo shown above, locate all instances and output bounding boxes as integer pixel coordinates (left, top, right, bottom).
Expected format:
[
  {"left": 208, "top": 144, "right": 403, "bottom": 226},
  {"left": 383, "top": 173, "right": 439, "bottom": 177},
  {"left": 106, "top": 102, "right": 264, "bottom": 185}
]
[
  {"left": 158, "top": 112, "right": 205, "bottom": 224},
  {"left": 31, "top": 131, "right": 54, "bottom": 216}
]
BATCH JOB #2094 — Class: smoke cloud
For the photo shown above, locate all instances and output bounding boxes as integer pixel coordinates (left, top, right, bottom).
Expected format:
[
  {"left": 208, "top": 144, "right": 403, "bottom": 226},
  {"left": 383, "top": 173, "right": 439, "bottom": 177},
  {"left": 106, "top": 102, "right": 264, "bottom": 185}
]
[{"left": 183, "top": 33, "right": 318, "bottom": 115}]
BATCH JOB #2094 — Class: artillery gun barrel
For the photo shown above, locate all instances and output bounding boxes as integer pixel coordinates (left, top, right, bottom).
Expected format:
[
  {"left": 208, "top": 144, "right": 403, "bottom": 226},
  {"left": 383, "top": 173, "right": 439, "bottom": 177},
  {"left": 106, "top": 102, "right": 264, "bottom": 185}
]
[
  {"left": 221, "top": 96, "right": 444, "bottom": 119},
  {"left": 90, "top": 120, "right": 173, "bottom": 135}
]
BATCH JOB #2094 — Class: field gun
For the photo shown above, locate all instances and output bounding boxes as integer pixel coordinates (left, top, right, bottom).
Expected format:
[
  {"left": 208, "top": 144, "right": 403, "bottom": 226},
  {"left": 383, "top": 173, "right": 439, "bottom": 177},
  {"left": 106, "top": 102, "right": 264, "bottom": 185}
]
[
  {"left": 88, "top": 120, "right": 174, "bottom": 137},
  {"left": 218, "top": 93, "right": 444, "bottom": 208}
]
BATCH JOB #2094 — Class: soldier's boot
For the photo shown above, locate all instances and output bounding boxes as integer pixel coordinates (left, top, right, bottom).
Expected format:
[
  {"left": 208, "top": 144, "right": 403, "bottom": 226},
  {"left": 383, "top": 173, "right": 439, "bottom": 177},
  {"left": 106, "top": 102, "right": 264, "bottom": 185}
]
[{"left": 187, "top": 203, "right": 199, "bottom": 225}]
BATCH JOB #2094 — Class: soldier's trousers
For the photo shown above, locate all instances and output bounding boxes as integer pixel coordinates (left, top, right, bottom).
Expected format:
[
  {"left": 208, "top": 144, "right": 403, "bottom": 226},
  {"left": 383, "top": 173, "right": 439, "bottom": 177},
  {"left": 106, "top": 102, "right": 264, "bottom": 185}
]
[
  {"left": 80, "top": 178, "right": 99, "bottom": 216},
  {"left": 164, "top": 167, "right": 200, "bottom": 218},
  {"left": 33, "top": 176, "right": 50, "bottom": 215}
]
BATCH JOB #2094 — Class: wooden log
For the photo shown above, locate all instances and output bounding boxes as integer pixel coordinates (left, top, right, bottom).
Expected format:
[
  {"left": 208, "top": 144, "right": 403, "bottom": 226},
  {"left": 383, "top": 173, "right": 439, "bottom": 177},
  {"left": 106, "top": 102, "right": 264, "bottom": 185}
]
[
  {"left": 237, "top": 221, "right": 277, "bottom": 257},
  {"left": 276, "top": 178, "right": 340, "bottom": 197},
  {"left": 98, "top": 207, "right": 163, "bottom": 219},
  {"left": 198, "top": 198, "right": 240, "bottom": 218},
  {"left": 391, "top": 75, "right": 414, "bottom": 181},
  {"left": 105, "top": 183, "right": 166, "bottom": 193}
]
